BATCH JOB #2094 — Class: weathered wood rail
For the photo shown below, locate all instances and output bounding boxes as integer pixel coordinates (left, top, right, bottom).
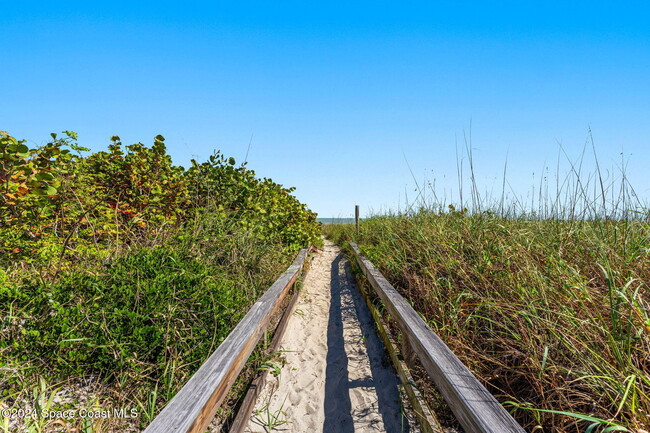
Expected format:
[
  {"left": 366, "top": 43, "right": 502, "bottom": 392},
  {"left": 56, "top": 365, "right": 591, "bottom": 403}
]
[
  {"left": 349, "top": 242, "right": 526, "bottom": 433},
  {"left": 144, "top": 247, "right": 310, "bottom": 433}
]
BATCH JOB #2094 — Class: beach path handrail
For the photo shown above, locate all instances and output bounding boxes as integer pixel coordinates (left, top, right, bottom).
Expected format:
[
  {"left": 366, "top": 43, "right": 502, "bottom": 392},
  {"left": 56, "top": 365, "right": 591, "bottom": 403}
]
[
  {"left": 349, "top": 243, "right": 525, "bottom": 433},
  {"left": 144, "top": 247, "right": 310, "bottom": 433}
]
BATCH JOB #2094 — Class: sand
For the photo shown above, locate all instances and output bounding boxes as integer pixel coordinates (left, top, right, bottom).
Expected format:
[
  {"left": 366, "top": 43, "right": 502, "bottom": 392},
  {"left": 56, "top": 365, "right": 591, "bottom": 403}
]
[{"left": 245, "top": 239, "right": 417, "bottom": 433}]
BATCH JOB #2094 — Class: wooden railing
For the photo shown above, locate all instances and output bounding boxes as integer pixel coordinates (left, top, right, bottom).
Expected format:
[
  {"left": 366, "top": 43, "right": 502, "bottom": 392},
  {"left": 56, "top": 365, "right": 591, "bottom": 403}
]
[
  {"left": 349, "top": 243, "right": 525, "bottom": 433},
  {"left": 144, "top": 247, "right": 310, "bottom": 433}
]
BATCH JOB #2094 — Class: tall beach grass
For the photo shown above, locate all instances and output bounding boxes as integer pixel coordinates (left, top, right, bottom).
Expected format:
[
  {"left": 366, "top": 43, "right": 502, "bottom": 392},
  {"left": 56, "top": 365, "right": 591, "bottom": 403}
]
[{"left": 326, "top": 137, "right": 649, "bottom": 432}]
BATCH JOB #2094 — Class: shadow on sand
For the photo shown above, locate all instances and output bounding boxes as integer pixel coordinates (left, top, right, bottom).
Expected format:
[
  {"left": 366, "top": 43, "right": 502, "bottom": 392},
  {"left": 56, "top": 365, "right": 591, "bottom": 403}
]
[{"left": 323, "top": 253, "right": 408, "bottom": 433}]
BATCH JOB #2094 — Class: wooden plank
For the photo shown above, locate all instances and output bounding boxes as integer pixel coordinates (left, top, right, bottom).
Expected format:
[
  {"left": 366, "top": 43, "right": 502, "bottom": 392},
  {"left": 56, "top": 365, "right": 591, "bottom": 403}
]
[
  {"left": 144, "top": 248, "right": 309, "bottom": 433},
  {"left": 355, "top": 275, "right": 444, "bottom": 433},
  {"left": 229, "top": 255, "right": 310, "bottom": 433},
  {"left": 229, "top": 245, "right": 315, "bottom": 432},
  {"left": 349, "top": 243, "right": 525, "bottom": 433}
]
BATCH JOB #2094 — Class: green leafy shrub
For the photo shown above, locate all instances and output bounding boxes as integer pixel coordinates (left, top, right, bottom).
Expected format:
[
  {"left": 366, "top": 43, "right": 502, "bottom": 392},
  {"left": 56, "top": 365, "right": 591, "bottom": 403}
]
[
  {"left": 0, "top": 131, "right": 320, "bottom": 430},
  {"left": 3, "top": 247, "right": 244, "bottom": 377},
  {"left": 0, "top": 131, "right": 320, "bottom": 268}
]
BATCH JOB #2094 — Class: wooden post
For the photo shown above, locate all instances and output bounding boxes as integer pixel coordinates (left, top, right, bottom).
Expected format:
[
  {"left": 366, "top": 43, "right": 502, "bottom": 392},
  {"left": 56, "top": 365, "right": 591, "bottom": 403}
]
[{"left": 355, "top": 205, "right": 360, "bottom": 237}]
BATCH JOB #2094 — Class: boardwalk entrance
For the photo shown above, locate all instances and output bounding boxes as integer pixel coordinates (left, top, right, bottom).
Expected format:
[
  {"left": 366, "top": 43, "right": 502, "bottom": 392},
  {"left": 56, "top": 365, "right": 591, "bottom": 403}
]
[
  {"left": 245, "top": 240, "right": 415, "bottom": 433},
  {"left": 146, "top": 239, "right": 523, "bottom": 433}
]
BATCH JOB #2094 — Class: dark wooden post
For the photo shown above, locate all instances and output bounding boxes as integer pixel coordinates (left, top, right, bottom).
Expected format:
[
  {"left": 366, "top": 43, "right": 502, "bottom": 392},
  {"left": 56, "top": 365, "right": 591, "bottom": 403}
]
[{"left": 355, "top": 205, "right": 360, "bottom": 237}]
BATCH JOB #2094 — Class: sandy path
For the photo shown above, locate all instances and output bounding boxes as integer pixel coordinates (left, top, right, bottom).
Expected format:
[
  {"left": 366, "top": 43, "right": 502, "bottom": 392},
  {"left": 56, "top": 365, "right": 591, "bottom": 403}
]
[{"left": 245, "top": 239, "right": 416, "bottom": 433}]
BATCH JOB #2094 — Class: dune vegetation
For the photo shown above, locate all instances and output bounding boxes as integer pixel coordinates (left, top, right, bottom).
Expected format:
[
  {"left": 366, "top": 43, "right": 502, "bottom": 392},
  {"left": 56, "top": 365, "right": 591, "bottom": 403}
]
[
  {"left": 325, "top": 150, "right": 649, "bottom": 432},
  {"left": 0, "top": 131, "right": 321, "bottom": 432}
]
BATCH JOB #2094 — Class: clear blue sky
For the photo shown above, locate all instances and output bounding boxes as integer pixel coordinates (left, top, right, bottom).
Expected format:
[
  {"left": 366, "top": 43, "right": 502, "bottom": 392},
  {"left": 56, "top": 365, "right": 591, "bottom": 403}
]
[{"left": 3, "top": 1, "right": 650, "bottom": 217}]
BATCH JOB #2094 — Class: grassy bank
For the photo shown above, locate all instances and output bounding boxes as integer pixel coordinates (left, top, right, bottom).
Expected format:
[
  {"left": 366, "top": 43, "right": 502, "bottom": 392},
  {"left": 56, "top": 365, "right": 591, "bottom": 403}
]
[
  {"left": 325, "top": 212, "right": 649, "bottom": 432},
  {"left": 0, "top": 132, "right": 321, "bottom": 432}
]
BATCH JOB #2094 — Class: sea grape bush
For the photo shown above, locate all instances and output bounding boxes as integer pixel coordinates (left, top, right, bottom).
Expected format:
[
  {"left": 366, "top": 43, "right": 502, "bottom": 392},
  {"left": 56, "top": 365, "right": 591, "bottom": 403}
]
[
  {"left": 80, "top": 135, "right": 190, "bottom": 229},
  {"left": 0, "top": 131, "right": 320, "bottom": 430},
  {"left": 1, "top": 131, "right": 76, "bottom": 231},
  {"left": 0, "top": 131, "right": 320, "bottom": 267},
  {"left": 186, "top": 151, "right": 320, "bottom": 250}
]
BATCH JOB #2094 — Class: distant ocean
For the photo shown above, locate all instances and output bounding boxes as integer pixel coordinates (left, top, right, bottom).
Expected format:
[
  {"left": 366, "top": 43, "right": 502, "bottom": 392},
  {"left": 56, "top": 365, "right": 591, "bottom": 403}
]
[{"left": 317, "top": 217, "right": 357, "bottom": 225}]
